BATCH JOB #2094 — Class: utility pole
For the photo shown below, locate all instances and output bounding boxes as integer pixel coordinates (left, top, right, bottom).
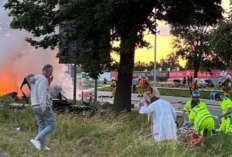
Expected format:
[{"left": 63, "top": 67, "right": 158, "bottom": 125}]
[
  {"left": 153, "top": 32, "right": 157, "bottom": 87},
  {"left": 73, "top": 64, "right": 77, "bottom": 105}
]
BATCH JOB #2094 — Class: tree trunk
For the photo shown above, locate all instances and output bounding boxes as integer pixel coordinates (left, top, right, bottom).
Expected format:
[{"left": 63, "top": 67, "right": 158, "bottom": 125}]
[
  {"left": 112, "top": 35, "right": 135, "bottom": 112},
  {"left": 194, "top": 60, "right": 200, "bottom": 78}
]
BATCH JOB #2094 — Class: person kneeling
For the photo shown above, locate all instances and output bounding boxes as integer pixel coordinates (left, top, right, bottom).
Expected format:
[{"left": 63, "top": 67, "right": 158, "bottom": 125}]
[{"left": 188, "top": 100, "right": 215, "bottom": 136}]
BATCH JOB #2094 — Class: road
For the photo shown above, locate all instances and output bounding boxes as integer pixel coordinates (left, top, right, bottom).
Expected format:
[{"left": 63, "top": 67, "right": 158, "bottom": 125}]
[
  {"left": 70, "top": 85, "right": 222, "bottom": 125},
  {"left": 96, "top": 91, "right": 222, "bottom": 125}
]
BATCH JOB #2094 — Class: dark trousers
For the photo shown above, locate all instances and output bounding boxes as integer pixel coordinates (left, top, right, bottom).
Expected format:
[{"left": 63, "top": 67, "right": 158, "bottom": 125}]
[{"left": 133, "top": 85, "right": 136, "bottom": 93}]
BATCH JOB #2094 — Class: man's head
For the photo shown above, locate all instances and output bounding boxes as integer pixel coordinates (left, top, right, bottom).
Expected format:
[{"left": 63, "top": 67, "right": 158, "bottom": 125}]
[
  {"left": 191, "top": 99, "right": 198, "bottom": 108},
  {"left": 192, "top": 91, "right": 200, "bottom": 102},
  {"left": 151, "top": 96, "right": 159, "bottom": 103},
  {"left": 143, "top": 82, "right": 152, "bottom": 94},
  {"left": 42, "top": 64, "right": 53, "bottom": 78},
  {"left": 210, "top": 91, "right": 221, "bottom": 101}
]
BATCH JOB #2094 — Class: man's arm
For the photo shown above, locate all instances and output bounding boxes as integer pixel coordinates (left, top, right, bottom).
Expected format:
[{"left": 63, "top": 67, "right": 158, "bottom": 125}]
[
  {"left": 139, "top": 102, "right": 155, "bottom": 115},
  {"left": 182, "top": 101, "right": 190, "bottom": 119},
  {"left": 143, "top": 93, "right": 150, "bottom": 106},
  {"left": 48, "top": 75, "right": 53, "bottom": 86},
  {"left": 223, "top": 108, "right": 232, "bottom": 117},
  {"left": 38, "top": 79, "right": 48, "bottom": 115},
  {"left": 188, "top": 111, "right": 195, "bottom": 124},
  {"left": 183, "top": 110, "right": 187, "bottom": 120}
]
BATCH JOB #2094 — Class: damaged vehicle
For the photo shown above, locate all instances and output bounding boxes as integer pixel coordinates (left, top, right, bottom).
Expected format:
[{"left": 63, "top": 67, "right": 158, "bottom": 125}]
[{"left": 20, "top": 74, "right": 96, "bottom": 116}]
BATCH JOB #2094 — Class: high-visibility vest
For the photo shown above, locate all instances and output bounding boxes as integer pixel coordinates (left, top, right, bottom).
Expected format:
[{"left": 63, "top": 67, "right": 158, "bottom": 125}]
[
  {"left": 219, "top": 96, "right": 232, "bottom": 115},
  {"left": 191, "top": 82, "right": 199, "bottom": 90},
  {"left": 183, "top": 100, "right": 206, "bottom": 113},
  {"left": 137, "top": 79, "right": 144, "bottom": 87},
  {"left": 191, "top": 105, "right": 212, "bottom": 130},
  {"left": 111, "top": 80, "right": 116, "bottom": 88}
]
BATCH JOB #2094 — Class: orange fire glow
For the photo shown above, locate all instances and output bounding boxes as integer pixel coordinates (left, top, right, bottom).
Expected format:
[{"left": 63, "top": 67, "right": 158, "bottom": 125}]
[
  {"left": 0, "top": 66, "right": 19, "bottom": 96},
  {"left": 4, "top": 33, "right": 11, "bottom": 37}
]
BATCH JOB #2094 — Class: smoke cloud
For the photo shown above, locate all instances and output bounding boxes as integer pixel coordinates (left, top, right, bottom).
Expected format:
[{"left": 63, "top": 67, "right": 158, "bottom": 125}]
[{"left": 0, "top": 0, "right": 74, "bottom": 98}]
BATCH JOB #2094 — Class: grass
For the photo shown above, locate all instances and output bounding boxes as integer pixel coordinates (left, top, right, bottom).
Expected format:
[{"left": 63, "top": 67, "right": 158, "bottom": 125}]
[{"left": 0, "top": 105, "right": 232, "bottom": 157}]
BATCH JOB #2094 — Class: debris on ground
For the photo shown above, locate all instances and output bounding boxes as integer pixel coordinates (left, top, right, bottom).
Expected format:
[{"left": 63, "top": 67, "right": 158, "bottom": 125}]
[{"left": 11, "top": 127, "right": 21, "bottom": 131}]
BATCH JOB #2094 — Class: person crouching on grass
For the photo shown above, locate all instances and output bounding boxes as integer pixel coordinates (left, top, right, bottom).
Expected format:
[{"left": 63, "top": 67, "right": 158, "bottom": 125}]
[{"left": 139, "top": 96, "right": 177, "bottom": 142}]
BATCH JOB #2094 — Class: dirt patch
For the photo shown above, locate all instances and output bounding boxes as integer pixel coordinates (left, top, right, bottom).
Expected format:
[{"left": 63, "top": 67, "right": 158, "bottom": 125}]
[{"left": 0, "top": 148, "right": 8, "bottom": 157}]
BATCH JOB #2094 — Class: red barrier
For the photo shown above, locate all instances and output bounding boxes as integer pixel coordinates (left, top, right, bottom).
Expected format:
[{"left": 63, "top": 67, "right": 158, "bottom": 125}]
[{"left": 169, "top": 70, "right": 232, "bottom": 79}]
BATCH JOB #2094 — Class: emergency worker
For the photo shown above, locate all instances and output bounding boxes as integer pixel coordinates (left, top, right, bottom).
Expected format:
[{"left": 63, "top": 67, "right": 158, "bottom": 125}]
[
  {"left": 190, "top": 78, "right": 200, "bottom": 96},
  {"left": 183, "top": 91, "right": 206, "bottom": 126},
  {"left": 211, "top": 91, "right": 232, "bottom": 133},
  {"left": 110, "top": 77, "right": 117, "bottom": 97},
  {"left": 137, "top": 76, "right": 144, "bottom": 97},
  {"left": 220, "top": 75, "right": 232, "bottom": 97},
  {"left": 188, "top": 100, "right": 215, "bottom": 136}
]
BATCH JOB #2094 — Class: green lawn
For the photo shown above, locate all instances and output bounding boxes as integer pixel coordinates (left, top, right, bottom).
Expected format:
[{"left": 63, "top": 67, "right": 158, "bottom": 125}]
[
  {"left": 0, "top": 107, "right": 232, "bottom": 157},
  {"left": 0, "top": 86, "right": 231, "bottom": 156}
]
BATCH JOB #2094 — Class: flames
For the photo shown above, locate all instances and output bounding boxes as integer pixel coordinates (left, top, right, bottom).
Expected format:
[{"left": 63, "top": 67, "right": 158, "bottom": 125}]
[
  {"left": 4, "top": 32, "right": 10, "bottom": 37},
  {"left": 0, "top": 65, "right": 18, "bottom": 96},
  {"left": 0, "top": 30, "right": 66, "bottom": 98}
]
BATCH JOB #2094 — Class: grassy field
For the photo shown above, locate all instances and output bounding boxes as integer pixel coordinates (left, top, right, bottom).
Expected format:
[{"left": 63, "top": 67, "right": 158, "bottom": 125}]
[{"left": 0, "top": 105, "right": 232, "bottom": 157}]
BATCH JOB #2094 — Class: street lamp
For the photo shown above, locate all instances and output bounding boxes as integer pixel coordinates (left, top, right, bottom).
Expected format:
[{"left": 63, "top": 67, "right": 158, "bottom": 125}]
[
  {"left": 153, "top": 29, "right": 160, "bottom": 88},
  {"left": 153, "top": 31, "right": 157, "bottom": 87}
]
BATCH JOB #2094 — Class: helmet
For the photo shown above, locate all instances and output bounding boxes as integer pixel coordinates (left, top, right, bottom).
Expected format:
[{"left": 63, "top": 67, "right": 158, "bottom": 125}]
[
  {"left": 192, "top": 91, "right": 200, "bottom": 98},
  {"left": 111, "top": 77, "right": 115, "bottom": 81},
  {"left": 226, "top": 75, "right": 231, "bottom": 81},
  {"left": 138, "top": 76, "right": 141, "bottom": 79},
  {"left": 194, "top": 78, "right": 198, "bottom": 82},
  {"left": 210, "top": 91, "right": 220, "bottom": 100}
]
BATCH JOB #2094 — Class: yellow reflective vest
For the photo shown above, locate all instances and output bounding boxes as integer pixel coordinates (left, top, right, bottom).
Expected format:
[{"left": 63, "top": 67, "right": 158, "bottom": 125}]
[{"left": 188, "top": 105, "right": 212, "bottom": 131}]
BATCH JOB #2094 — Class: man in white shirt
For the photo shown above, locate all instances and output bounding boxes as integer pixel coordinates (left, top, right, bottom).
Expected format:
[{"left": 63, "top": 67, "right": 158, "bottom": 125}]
[{"left": 139, "top": 97, "right": 177, "bottom": 142}]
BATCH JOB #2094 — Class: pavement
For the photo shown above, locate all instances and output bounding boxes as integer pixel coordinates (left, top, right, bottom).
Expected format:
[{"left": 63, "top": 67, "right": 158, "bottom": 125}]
[
  {"left": 0, "top": 148, "right": 8, "bottom": 157},
  {"left": 73, "top": 86, "right": 222, "bottom": 117},
  {"left": 96, "top": 91, "right": 222, "bottom": 125}
]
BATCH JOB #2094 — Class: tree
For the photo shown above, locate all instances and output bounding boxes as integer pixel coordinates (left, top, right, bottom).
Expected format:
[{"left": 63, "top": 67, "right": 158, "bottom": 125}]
[
  {"left": 159, "top": 52, "right": 183, "bottom": 70},
  {"left": 171, "top": 25, "right": 225, "bottom": 78},
  {"left": 134, "top": 61, "right": 160, "bottom": 71},
  {"left": 211, "top": 20, "right": 232, "bottom": 68},
  {"left": 5, "top": 0, "right": 223, "bottom": 112}
]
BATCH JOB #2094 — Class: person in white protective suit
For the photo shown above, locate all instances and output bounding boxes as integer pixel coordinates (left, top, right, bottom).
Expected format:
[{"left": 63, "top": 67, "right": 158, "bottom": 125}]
[{"left": 139, "top": 96, "right": 177, "bottom": 142}]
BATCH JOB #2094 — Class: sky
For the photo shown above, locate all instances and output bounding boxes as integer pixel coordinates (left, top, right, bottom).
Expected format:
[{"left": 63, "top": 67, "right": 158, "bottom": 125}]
[{"left": 112, "top": 0, "right": 230, "bottom": 67}]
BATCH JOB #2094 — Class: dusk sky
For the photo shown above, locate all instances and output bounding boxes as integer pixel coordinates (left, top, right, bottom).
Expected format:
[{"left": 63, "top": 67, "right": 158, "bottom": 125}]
[{"left": 112, "top": 0, "right": 230, "bottom": 67}]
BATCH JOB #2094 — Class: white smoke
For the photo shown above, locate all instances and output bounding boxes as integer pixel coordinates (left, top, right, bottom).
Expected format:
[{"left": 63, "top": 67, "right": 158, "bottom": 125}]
[{"left": 0, "top": 0, "right": 74, "bottom": 98}]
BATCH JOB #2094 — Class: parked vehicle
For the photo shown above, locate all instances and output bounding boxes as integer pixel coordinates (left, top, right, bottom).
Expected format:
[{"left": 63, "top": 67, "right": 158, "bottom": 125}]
[
  {"left": 161, "top": 79, "right": 182, "bottom": 87},
  {"left": 205, "top": 79, "right": 215, "bottom": 87},
  {"left": 198, "top": 79, "right": 214, "bottom": 88}
]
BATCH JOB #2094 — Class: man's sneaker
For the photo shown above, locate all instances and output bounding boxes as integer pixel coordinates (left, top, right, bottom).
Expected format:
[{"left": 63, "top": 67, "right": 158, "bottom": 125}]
[
  {"left": 30, "top": 139, "right": 41, "bottom": 150},
  {"left": 41, "top": 146, "right": 51, "bottom": 151}
]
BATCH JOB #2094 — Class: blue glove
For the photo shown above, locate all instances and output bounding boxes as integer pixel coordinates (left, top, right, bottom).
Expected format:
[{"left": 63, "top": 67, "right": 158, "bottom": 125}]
[
  {"left": 139, "top": 102, "right": 144, "bottom": 107},
  {"left": 183, "top": 119, "right": 188, "bottom": 127},
  {"left": 218, "top": 114, "right": 224, "bottom": 119}
]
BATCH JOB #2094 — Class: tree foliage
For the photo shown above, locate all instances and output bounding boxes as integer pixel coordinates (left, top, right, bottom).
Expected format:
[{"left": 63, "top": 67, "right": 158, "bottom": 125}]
[
  {"left": 4, "top": 0, "right": 224, "bottom": 112},
  {"left": 159, "top": 52, "right": 183, "bottom": 71},
  {"left": 211, "top": 20, "right": 232, "bottom": 68},
  {"left": 134, "top": 61, "right": 161, "bottom": 71},
  {"left": 171, "top": 25, "right": 225, "bottom": 78}
]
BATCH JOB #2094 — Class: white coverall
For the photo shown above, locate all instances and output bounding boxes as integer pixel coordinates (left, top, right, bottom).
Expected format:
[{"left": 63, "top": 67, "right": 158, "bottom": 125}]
[{"left": 139, "top": 99, "right": 177, "bottom": 142}]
